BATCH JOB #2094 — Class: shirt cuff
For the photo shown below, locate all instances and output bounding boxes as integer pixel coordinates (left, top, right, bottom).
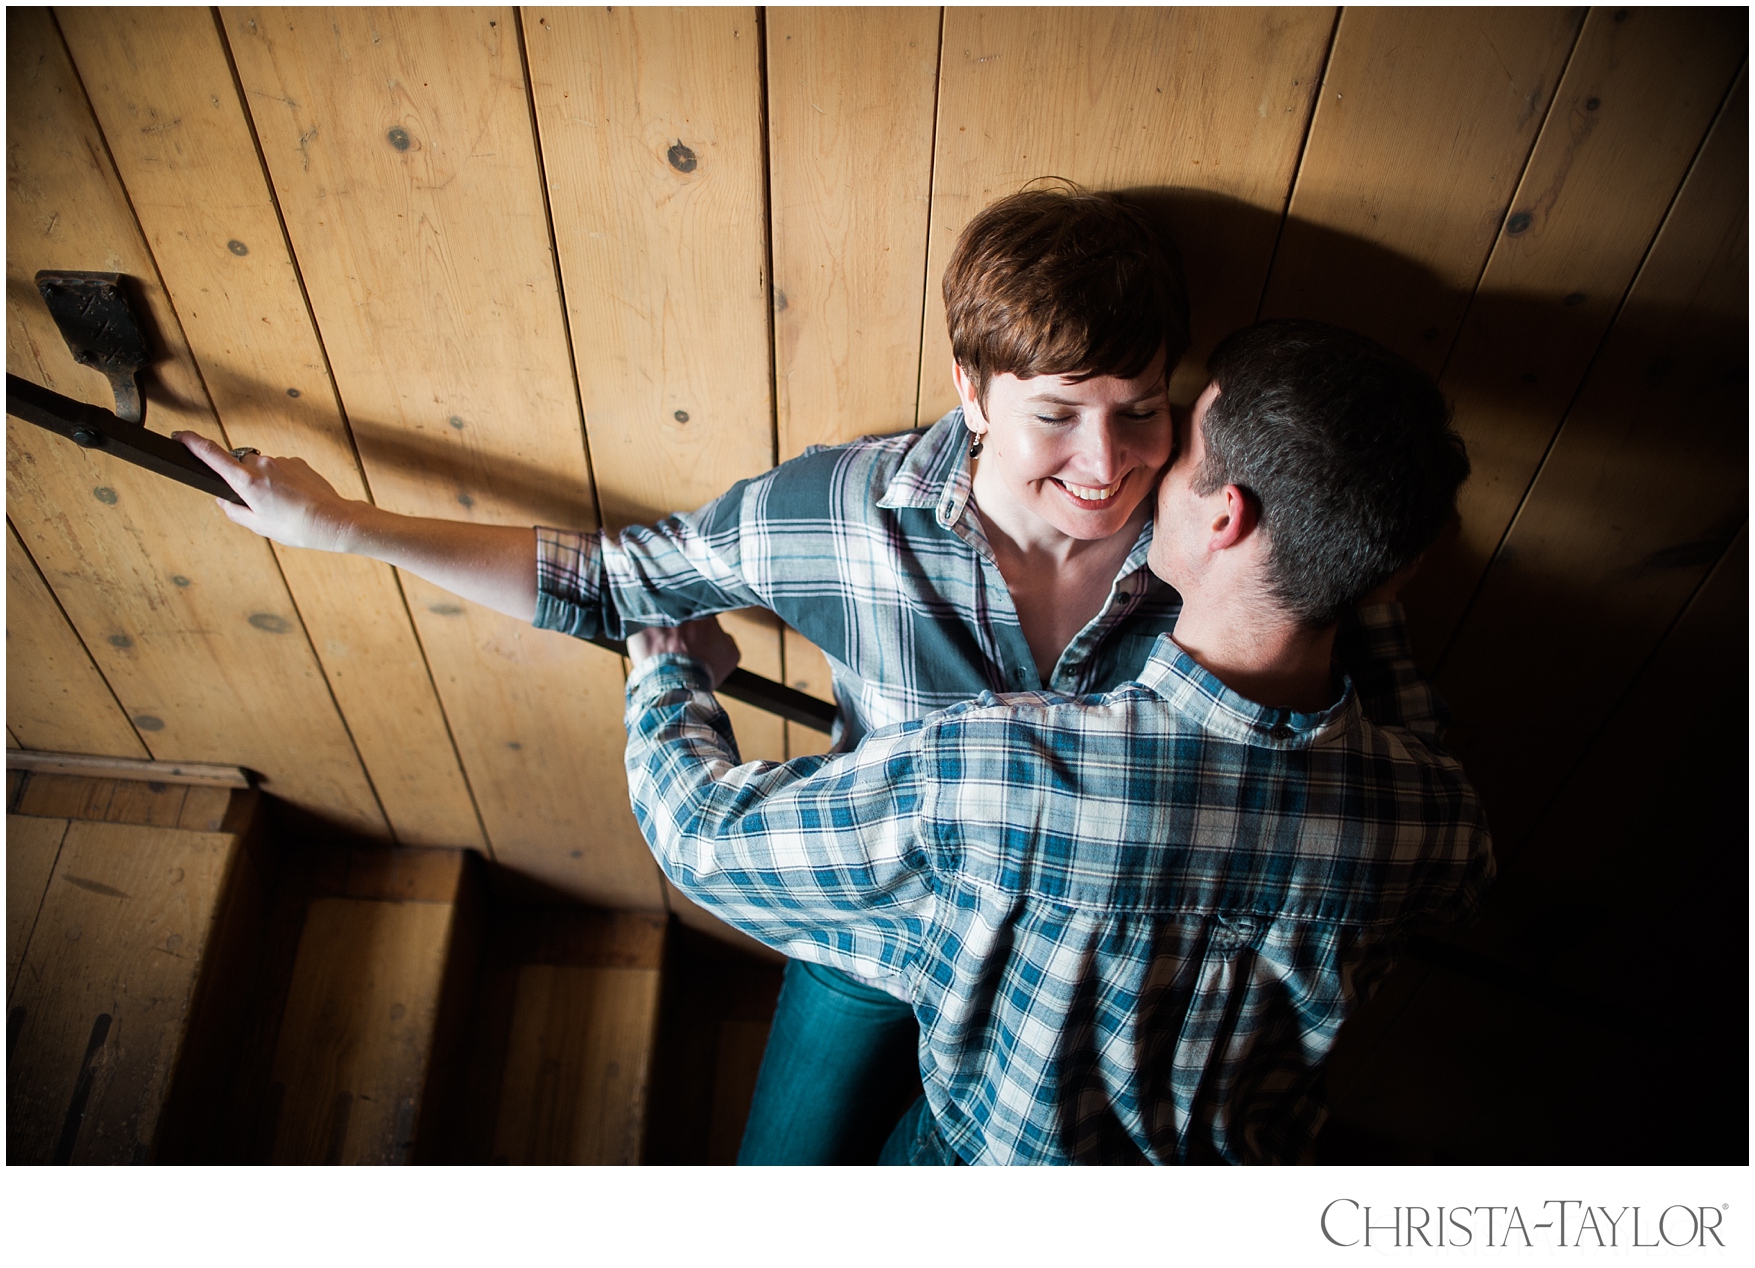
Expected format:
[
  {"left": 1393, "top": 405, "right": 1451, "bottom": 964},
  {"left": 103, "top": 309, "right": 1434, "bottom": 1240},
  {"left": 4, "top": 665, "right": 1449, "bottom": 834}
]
[
  {"left": 532, "top": 526, "right": 603, "bottom": 635},
  {"left": 626, "top": 653, "right": 718, "bottom": 704}
]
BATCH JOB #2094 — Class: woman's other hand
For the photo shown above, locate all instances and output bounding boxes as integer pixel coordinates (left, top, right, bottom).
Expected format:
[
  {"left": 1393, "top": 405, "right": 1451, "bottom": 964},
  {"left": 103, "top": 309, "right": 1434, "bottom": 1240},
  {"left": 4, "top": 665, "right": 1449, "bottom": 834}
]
[
  {"left": 628, "top": 616, "right": 742, "bottom": 689},
  {"left": 176, "top": 431, "right": 363, "bottom": 553}
]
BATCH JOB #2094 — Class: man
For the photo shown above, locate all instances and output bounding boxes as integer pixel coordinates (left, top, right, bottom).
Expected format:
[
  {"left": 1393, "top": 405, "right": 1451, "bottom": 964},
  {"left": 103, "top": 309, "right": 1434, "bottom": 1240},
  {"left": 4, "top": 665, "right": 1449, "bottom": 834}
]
[{"left": 623, "top": 319, "right": 1493, "bottom": 1165}]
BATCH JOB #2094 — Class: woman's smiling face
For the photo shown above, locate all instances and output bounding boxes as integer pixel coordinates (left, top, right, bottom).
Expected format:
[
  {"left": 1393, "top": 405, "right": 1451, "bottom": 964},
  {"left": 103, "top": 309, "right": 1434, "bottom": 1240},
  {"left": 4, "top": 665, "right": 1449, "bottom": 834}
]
[{"left": 957, "top": 350, "right": 1174, "bottom": 543}]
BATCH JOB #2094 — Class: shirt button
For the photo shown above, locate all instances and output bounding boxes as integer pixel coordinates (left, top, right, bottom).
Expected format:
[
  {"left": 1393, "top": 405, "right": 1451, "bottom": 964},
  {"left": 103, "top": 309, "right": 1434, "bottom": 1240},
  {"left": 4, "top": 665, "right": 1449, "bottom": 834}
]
[{"left": 1269, "top": 724, "right": 1293, "bottom": 741}]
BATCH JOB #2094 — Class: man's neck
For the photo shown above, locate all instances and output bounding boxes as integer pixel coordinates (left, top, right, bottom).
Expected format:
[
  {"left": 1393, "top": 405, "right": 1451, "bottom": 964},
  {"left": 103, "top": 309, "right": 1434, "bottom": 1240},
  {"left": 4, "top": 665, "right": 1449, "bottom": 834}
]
[{"left": 1170, "top": 591, "right": 1339, "bottom": 714}]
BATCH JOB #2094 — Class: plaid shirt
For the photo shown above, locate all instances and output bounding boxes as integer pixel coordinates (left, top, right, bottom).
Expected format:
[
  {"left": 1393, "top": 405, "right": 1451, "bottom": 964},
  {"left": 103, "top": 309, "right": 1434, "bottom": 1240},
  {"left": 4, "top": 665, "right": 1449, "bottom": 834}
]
[
  {"left": 535, "top": 410, "right": 1182, "bottom": 746},
  {"left": 624, "top": 606, "right": 1494, "bottom": 1165}
]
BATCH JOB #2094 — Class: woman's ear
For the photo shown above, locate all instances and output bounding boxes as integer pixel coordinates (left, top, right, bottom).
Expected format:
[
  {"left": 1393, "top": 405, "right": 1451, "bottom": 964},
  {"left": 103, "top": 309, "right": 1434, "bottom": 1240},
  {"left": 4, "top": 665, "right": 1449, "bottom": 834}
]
[{"left": 952, "top": 360, "right": 985, "bottom": 426}]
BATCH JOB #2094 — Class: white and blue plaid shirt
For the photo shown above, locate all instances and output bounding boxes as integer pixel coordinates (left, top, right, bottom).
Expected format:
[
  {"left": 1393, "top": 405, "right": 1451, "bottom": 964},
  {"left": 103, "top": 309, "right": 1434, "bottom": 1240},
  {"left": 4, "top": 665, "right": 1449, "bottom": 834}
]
[
  {"left": 625, "top": 606, "right": 1494, "bottom": 1165},
  {"left": 536, "top": 410, "right": 1182, "bottom": 747}
]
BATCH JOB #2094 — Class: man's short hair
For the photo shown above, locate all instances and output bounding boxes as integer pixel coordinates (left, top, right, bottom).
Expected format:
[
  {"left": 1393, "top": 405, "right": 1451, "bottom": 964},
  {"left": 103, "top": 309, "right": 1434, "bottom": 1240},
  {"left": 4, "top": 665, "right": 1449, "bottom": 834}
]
[
  {"left": 1198, "top": 319, "right": 1470, "bottom": 627},
  {"left": 943, "top": 181, "right": 1190, "bottom": 412}
]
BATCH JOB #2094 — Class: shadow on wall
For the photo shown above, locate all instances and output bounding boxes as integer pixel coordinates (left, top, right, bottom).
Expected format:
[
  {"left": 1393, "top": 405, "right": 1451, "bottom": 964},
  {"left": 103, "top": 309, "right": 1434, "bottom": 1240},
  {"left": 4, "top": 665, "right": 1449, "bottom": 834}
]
[
  {"left": 109, "top": 188, "right": 1740, "bottom": 557},
  {"left": 70, "top": 185, "right": 1743, "bottom": 858}
]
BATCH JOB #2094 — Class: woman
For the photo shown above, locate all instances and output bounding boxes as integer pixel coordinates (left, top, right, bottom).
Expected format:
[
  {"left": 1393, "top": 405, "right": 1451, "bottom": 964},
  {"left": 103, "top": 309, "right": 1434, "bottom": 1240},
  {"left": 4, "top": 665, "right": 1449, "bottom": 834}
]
[{"left": 179, "top": 184, "right": 1192, "bottom": 1163}]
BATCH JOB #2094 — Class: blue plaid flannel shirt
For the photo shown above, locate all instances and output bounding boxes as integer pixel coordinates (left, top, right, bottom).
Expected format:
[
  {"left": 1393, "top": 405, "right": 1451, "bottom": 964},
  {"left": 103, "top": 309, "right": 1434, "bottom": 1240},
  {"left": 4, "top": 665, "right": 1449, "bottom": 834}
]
[
  {"left": 625, "top": 606, "right": 1494, "bottom": 1165},
  {"left": 535, "top": 410, "right": 1182, "bottom": 747}
]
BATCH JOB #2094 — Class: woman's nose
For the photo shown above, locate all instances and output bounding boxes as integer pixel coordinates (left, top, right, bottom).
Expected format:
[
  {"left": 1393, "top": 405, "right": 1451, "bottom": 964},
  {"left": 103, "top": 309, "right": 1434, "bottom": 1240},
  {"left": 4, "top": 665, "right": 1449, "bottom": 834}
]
[{"left": 1072, "top": 417, "right": 1123, "bottom": 481}]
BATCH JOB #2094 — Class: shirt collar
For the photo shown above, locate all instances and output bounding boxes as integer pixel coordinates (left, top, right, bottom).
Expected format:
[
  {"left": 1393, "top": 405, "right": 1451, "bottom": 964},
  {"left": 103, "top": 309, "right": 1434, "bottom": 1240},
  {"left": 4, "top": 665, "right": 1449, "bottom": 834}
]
[
  {"left": 1135, "top": 635, "right": 1360, "bottom": 749},
  {"left": 877, "top": 409, "right": 972, "bottom": 529}
]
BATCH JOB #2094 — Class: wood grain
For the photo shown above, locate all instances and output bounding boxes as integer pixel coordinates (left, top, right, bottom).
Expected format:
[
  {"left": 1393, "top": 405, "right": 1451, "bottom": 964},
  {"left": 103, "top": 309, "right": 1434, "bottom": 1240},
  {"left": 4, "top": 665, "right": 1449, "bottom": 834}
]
[
  {"left": 1436, "top": 70, "right": 1748, "bottom": 855},
  {"left": 103, "top": 779, "right": 190, "bottom": 828},
  {"left": 177, "top": 786, "right": 235, "bottom": 833},
  {"left": 6, "top": 815, "right": 67, "bottom": 995},
  {"left": 490, "top": 963, "right": 661, "bottom": 1164},
  {"left": 397, "top": 577, "right": 662, "bottom": 909},
  {"left": 706, "top": 1016, "right": 771, "bottom": 1163},
  {"left": 6, "top": 819, "right": 241, "bottom": 1162},
  {"left": 267, "top": 895, "right": 457, "bottom": 1163},
  {"left": 1400, "top": 8, "right": 1747, "bottom": 664},
  {"left": 15, "top": 773, "right": 119, "bottom": 821},
  {"left": 524, "top": 5, "right": 772, "bottom": 530},
  {"left": 7, "top": 523, "right": 148, "bottom": 758},
  {"left": 57, "top": 6, "right": 484, "bottom": 850},
  {"left": 768, "top": 7, "right": 942, "bottom": 457},
  {"left": 718, "top": 607, "right": 785, "bottom": 765},
  {"left": 782, "top": 624, "right": 836, "bottom": 759},
  {"left": 1261, "top": 7, "right": 1584, "bottom": 374},
  {"left": 1492, "top": 527, "right": 1747, "bottom": 995},
  {"left": 6, "top": 749, "right": 249, "bottom": 787},
  {"left": 919, "top": 7, "right": 1337, "bottom": 417},
  {"left": 5, "top": 8, "right": 385, "bottom": 833},
  {"left": 224, "top": 6, "right": 660, "bottom": 904}
]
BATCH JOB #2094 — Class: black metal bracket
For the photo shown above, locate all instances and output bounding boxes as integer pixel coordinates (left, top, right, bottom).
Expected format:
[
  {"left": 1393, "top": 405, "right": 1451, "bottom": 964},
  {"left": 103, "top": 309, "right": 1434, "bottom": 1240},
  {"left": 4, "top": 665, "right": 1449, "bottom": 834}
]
[
  {"left": 4, "top": 373, "right": 838, "bottom": 734},
  {"left": 35, "top": 271, "right": 150, "bottom": 424}
]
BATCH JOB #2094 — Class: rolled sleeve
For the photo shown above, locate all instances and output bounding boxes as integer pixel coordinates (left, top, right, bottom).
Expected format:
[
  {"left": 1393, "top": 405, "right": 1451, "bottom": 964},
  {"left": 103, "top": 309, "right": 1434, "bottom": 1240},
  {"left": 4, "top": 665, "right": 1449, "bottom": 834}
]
[
  {"left": 623, "top": 658, "right": 936, "bottom": 987},
  {"left": 533, "top": 526, "right": 608, "bottom": 639}
]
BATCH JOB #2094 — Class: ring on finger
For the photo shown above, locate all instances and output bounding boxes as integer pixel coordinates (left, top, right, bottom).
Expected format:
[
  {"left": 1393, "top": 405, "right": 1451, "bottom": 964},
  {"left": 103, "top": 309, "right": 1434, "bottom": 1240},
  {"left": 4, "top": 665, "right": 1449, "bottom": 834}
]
[{"left": 232, "top": 447, "right": 261, "bottom": 459}]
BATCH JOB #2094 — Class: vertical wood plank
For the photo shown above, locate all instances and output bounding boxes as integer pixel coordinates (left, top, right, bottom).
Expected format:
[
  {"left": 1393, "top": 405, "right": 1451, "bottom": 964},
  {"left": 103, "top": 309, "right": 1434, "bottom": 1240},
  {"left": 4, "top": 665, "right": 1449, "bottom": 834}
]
[
  {"left": 1495, "top": 527, "right": 1747, "bottom": 991},
  {"left": 1437, "top": 71, "right": 1748, "bottom": 854},
  {"left": 781, "top": 624, "right": 836, "bottom": 759},
  {"left": 717, "top": 608, "right": 785, "bottom": 764},
  {"left": 919, "top": 7, "right": 1337, "bottom": 417},
  {"left": 7, "top": 523, "right": 149, "bottom": 758},
  {"left": 177, "top": 785, "right": 235, "bottom": 834},
  {"left": 6, "top": 820, "right": 240, "bottom": 1162},
  {"left": 15, "top": 773, "right": 119, "bottom": 821},
  {"left": 523, "top": 4, "right": 787, "bottom": 857},
  {"left": 524, "top": 5, "right": 772, "bottom": 530},
  {"left": 6, "top": 815, "right": 68, "bottom": 995},
  {"left": 57, "top": 6, "right": 487, "bottom": 851},
  {"left": 103, "top": 779, "right": 190, "bottom": 828},
  {"left": 224, "top": 6, "right": 660, "bottom": 906},
  {"left": 706, "top": 1016, "right": 771, "bottom": 1164},
  {"left": 1401, "top": 8, "right": 1748, "bottom": 663},
  {"left": 397, "top": 575, "right": 661, "bottom": 909},
  {"left": 768, "top": 7, "right": 942, "bottom": 457},
  {"left": 1261, "top": 7, "right": 1584, "bottom": 374},
  {"left": 268, "top": 895, "right": 456, "bottom": 1164},
  {"left": 490, "top": 964, "right": 661, "bottom": 1164},
  {"left": 5, "top": 8, "right": 385, "bottom": 834}
]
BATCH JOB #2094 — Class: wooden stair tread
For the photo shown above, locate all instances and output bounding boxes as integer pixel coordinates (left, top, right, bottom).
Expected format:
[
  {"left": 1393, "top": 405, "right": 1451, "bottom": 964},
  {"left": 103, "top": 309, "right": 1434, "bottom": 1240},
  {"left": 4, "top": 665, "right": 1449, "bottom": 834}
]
[{"left": 6, "top": 816, "right": 247, "bottom": 1162}]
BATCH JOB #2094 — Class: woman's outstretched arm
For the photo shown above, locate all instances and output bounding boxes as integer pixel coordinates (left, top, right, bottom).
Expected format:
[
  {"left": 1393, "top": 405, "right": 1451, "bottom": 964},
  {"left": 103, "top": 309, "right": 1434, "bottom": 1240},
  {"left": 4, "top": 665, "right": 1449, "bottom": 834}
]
[{"left": 178, "top": 429, "right": 537, "bottom": 620}]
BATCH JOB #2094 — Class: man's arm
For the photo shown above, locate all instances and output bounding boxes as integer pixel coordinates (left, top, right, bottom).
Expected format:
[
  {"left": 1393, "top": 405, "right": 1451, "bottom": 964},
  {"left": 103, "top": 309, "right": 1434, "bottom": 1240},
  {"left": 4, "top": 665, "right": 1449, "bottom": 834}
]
[{"left": 624, "top": 621, "right": 934, "bottom": 983}]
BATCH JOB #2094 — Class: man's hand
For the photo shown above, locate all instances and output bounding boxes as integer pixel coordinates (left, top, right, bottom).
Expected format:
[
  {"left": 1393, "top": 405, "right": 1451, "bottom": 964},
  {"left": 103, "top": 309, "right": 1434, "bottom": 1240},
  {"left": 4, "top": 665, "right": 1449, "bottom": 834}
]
[
  {"left": 628, "top": 616, "right": 742, "bottom": 689},
  {"left": 176, "top": 431, "right": 364, "bottom": 553}
]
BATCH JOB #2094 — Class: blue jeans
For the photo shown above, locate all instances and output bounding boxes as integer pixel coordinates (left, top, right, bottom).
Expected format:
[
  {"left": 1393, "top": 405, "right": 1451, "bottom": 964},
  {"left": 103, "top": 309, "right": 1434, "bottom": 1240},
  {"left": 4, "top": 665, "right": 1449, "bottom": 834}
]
[
  {"left": 737, "top": 957, "right": 927, "bottom": 1164},
  {"left": 877, "top": 1094, "right": 961, "bottom": 1165}
]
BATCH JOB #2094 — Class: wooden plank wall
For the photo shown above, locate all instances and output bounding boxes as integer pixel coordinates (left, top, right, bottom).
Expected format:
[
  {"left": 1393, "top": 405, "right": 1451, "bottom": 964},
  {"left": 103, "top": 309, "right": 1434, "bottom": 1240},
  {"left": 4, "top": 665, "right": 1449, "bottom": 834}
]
[{"left": 8, "top": 8, "right": 1747, "bottom": 942}]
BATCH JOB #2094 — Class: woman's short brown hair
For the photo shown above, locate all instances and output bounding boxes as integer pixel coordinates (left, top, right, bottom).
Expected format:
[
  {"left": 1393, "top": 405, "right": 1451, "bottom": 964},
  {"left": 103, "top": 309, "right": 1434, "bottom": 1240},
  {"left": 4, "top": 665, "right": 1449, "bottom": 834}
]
[{"left": 943, "top": 181, "right": 1190, "bottom": 411}]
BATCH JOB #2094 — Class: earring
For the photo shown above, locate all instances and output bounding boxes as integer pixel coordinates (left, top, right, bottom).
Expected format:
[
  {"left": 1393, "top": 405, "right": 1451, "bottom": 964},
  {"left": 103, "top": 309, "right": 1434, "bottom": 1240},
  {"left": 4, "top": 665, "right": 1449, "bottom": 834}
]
[{"left": 968, "top": 432, "right": 985, "bottom": 459}]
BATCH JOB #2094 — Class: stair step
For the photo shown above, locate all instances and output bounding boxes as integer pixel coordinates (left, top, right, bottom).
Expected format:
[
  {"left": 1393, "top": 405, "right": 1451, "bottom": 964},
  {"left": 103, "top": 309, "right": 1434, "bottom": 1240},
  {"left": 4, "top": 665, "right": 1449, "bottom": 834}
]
[
  {"left": 261, "top": 845, "right": 477, "bottom": 1164},
  {"left": 5, "top": 778, "right": 261, "bottom": 1162},
  {"left": 457, "top": 908, "right": 665, "bottom": 1164}
]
